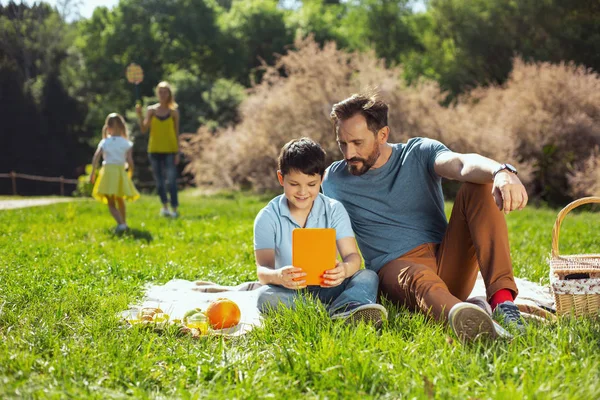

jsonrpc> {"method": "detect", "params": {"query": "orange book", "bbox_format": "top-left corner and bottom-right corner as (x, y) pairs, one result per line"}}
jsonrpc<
(292, 228), (337, 286)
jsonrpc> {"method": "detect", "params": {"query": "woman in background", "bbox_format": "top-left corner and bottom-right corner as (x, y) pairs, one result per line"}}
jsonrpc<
(136, 81), (181, 217)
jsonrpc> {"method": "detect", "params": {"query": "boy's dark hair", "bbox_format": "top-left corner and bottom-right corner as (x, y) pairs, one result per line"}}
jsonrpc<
(278, 138), (327, 177)
(330, 92), (389, 135)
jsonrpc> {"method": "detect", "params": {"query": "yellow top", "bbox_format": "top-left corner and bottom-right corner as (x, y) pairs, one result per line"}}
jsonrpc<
(148, 113), (178, 153)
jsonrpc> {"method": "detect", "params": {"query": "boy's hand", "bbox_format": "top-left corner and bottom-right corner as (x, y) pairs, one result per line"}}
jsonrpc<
(279, 266), (307, 290)
(321, 261), (347, 288)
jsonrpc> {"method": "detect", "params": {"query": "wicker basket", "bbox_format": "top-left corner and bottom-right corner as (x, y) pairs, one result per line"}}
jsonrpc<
(550, 197), (600, 317)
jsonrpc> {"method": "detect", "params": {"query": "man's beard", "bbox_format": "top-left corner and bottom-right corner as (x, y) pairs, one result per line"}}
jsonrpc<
(346, 145), (380, 176)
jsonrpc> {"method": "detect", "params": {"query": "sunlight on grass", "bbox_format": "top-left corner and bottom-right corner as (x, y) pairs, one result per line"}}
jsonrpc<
(0, 192), (599, 398)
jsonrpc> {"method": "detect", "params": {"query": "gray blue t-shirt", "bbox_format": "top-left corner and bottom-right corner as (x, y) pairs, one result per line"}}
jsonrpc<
(322, 137), (450, 272)
(254, 193), (355, 270)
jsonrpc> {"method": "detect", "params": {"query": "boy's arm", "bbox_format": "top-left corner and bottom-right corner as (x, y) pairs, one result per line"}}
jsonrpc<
(321, 237), (361, 287)
(255, 249), (307, 289)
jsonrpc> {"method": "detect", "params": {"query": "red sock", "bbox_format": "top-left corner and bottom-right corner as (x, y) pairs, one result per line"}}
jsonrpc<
(490, 289), (514, 311)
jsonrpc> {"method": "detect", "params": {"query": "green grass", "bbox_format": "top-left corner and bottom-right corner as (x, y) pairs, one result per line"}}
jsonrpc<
(1, 192), (599, 399)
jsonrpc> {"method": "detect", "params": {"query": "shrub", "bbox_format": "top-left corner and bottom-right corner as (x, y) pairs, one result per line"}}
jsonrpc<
(72, 164), (94, 197)
(182, 37), (600, 204)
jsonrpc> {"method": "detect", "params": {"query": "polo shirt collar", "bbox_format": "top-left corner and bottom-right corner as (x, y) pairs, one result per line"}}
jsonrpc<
(278, 193), (324, 227)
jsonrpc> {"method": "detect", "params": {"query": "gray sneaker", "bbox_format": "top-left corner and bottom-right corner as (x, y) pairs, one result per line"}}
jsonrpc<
(115, 224), (129, 233)
(493, 301), (526, 332)
(331, 303), (388, 328)
(448, 302), (497, 342)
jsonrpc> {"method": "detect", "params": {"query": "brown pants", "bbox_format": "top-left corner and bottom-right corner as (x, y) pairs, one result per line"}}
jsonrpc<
(378, 183), (518, 321)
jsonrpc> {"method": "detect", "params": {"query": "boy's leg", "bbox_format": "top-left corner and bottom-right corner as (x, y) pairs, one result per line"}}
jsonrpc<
(116, 197), (126, 223)
(323, 270), (387, 326)
(257, 285), (302, 314)
(165, 153), (179, 212)
(326, 269), (379, 312)
(148, 153), (169, 208)
(436, 183), (518, 302)
(106, 196), (124, 225)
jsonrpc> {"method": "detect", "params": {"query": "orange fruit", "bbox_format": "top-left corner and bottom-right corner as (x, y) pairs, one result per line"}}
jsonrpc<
(205, 298), (241, 329)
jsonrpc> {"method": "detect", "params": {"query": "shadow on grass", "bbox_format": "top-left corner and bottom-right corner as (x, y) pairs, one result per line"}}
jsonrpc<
(107, 228), (154, 243)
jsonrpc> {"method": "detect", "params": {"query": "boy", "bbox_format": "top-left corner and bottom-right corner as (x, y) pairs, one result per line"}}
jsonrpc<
(254, 138), (387, 325)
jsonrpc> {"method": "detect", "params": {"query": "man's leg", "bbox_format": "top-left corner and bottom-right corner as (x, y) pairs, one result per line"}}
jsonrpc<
(378, 244), (460, 321)
(436, 183), (523, 331)
(378, 246), (499, 341)
(436, 183), (518, 302)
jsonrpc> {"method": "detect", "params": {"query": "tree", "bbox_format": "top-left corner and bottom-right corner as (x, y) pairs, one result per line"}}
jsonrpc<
(219, 0), (293, 84)
(0, 2), (91, 194)
(405, 0), (600, 97)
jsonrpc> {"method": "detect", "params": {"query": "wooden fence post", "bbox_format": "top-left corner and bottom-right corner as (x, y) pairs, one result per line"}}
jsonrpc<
(60, 176), (65, 196)
(10, 171), (16, 195)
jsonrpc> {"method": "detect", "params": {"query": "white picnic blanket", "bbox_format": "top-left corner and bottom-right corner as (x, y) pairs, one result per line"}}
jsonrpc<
(123, 274), (555, 336)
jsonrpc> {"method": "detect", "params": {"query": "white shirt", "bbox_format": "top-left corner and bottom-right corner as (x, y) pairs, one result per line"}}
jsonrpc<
(99, 136), (133, 165)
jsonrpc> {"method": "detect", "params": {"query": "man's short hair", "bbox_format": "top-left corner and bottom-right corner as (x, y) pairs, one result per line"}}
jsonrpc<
(278, 138), (327, 177)
(330, 92), (389, 135)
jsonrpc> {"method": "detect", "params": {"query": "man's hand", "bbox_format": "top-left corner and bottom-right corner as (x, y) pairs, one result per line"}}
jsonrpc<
(278, 266), (307, 290)
(492, 171), (528, 213)
(321, 260), (347, 288)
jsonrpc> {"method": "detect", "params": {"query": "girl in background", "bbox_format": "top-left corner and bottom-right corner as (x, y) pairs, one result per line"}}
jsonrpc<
(90, 113), (140, 232)
(136, 81), (181, 217)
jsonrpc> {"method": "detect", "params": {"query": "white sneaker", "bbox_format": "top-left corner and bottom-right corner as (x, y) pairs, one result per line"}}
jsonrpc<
(170, 210), (179, 218)
(159, 209), (171, 217)
(448, 302), (497, 342)
(115, 224), (128, 233)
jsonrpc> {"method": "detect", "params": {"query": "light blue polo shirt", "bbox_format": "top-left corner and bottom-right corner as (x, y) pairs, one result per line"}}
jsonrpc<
(254, 193), (355, 269)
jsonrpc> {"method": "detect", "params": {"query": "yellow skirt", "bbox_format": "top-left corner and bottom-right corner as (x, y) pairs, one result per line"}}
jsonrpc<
(92, 164), (140, 203)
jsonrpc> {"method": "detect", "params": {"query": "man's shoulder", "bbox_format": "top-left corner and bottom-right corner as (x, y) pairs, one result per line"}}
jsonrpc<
(324, 160), (347, 181)
(404, 136), (447, 150)
(317, 193), (344, 211)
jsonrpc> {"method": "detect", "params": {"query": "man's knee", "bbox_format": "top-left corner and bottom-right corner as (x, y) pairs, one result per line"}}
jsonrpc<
(457, 182), (494, 203)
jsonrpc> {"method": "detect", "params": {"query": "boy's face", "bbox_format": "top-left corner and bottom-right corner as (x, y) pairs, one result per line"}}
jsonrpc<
(277, 169), (323, 212)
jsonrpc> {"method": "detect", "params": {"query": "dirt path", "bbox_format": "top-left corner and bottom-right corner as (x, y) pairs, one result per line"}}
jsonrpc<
(0, 198), (76, 210)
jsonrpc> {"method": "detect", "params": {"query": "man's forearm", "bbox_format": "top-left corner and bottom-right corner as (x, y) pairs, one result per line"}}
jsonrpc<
(456, 154), (501, 183)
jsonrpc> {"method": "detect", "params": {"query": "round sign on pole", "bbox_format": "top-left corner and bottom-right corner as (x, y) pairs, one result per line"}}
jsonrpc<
(126, 63), (144, 85)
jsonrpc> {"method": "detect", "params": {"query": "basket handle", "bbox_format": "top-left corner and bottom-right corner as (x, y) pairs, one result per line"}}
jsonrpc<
(551, 196), (600, 257)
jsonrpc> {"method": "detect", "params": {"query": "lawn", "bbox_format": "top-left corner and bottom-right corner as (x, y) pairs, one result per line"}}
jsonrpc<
(0, 191), (599, 399)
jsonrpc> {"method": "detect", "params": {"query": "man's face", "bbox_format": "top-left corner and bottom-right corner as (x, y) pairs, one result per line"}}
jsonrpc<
(277, 169), (323, 212)
(336, 114), (380, 176)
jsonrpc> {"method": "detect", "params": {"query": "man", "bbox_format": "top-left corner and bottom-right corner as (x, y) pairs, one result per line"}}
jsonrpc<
(322, 93), (527, 342)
